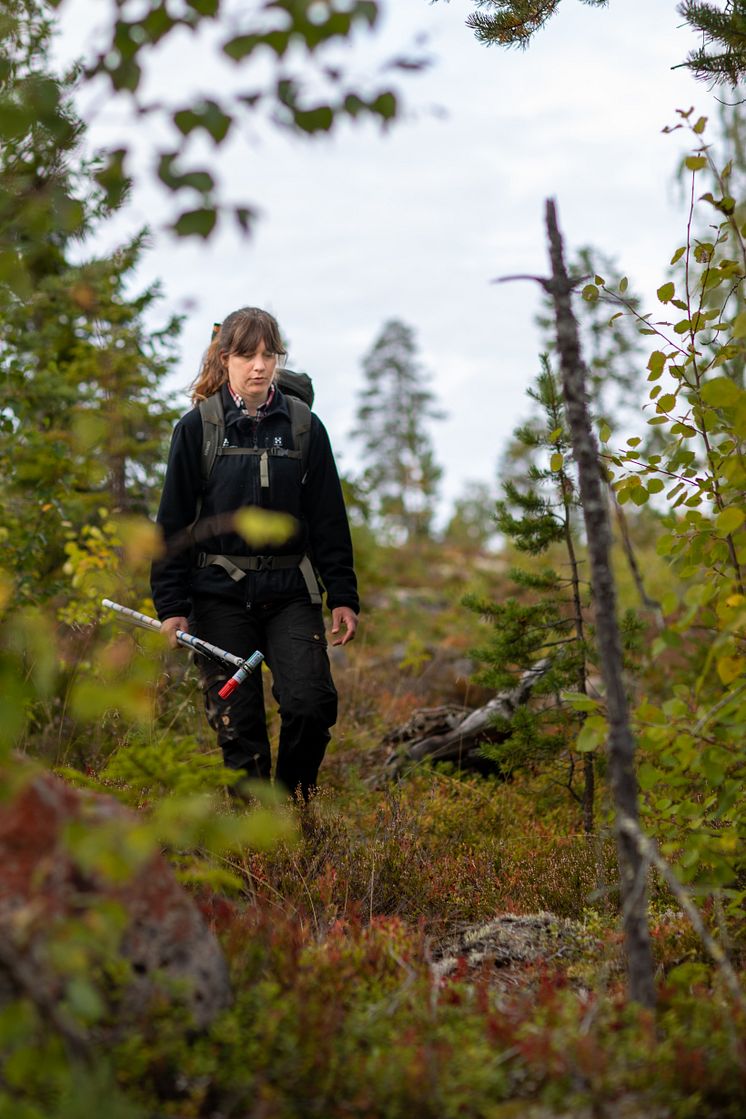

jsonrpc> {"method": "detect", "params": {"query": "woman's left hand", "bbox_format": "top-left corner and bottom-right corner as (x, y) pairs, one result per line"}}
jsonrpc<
(330, 606), (359, 646)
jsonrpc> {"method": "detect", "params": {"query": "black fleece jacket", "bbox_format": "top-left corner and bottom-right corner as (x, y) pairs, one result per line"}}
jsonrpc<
(150, 384), (359, 620)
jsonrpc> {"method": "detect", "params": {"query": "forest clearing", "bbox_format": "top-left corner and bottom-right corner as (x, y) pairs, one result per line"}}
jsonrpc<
(2, 1), (746, 1116)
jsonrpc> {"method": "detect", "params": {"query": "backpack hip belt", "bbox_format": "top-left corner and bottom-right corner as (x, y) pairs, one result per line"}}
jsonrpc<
(196, 551), (322, 604)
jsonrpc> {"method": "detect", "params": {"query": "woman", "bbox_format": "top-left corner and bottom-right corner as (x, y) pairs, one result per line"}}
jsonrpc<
(150, 306), (359, 799)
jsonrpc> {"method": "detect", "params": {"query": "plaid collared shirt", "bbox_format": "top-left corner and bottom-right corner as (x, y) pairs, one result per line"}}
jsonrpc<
(228, 382), (276, 417)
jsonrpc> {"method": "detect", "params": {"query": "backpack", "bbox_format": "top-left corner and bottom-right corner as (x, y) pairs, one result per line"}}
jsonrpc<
(192, 370), (322, 604)
(198, 369), (314, 485)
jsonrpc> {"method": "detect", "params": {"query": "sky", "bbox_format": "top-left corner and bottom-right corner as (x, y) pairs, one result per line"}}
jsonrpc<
(55, 0), (723, 524)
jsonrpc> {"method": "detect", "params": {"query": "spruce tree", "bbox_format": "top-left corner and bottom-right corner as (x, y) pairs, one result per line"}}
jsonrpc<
(466, 356), (597, 830)
(351, 319), (444, 543)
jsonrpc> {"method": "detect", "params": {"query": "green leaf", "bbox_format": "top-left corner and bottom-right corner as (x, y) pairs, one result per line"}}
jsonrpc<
(693, 115), (707, 134)
(647, 478), (665, 494)
(187, 0), (220, 13)
(701, 377), (742, 407)
(647, 350), (666, 378)
(657, 281), (675, 303)
(65, 977), (105, 1024)
(657, 393), (676, 412)
(619, 276), (628, 293)
(370, 91), (397, 121)
(172, 208), (218, 238)
(732, 311), (746, 339)
(94, 147), (129, 209)
(716, 507), (745, 535)
(562, 691), (600, 713)
(598, 422), (611, 443)
(222, 34), (262, 61)
(201, 100), (232, 142)
(549, 452), (564, 472)
(294, 105), (334, 133)
(575, 717), (606, 753)
(685, 155), (707, 171)
(234, 206), (254, 233)
(637, 762), (663, 791)
(582, 284), (599, 303)
(670, 246), (686, 265)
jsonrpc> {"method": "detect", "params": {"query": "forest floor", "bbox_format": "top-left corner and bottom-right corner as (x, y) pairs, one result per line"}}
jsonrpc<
(131, 543), (742, 1119)
(17, 542), (746, 1118)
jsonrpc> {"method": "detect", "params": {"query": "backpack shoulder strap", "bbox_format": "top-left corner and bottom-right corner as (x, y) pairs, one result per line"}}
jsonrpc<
(198, 393), (225, 483)
(286, 395), (312, 483)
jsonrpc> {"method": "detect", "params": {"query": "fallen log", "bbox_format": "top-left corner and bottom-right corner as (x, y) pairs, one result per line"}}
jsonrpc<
(382, 660), (549, 779)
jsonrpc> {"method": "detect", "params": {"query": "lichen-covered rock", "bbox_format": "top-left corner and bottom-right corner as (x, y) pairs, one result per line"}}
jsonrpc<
(432, 913), (591, 986)
(0, 769), (231, 1029)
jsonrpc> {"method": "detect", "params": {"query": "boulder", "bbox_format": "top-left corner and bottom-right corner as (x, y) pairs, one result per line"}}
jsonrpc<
(0, 768), (231, 1031)
(432, 913), (591, 988)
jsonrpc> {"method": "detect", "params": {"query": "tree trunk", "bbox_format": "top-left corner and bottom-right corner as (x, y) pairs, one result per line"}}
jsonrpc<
(544, 198), (656, 1009)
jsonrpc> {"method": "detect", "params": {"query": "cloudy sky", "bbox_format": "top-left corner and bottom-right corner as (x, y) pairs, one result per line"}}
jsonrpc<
(56, 0), (721, 522)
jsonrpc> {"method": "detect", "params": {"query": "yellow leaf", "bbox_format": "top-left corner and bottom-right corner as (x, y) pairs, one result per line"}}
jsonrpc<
(717, 655), (745, 685)
(716, 507), (745, 536)
(0, 569), (12, 613)
(234, 507), (297, 547)
(549, 452), (564, 472)
(115, 516), (164, 567)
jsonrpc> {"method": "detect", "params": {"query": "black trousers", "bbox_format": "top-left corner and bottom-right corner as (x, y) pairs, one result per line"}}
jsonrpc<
(191, 595), (338, 798)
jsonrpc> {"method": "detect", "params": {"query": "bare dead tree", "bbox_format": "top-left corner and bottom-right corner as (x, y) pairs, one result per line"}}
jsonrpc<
(544, 198), (656, 1010)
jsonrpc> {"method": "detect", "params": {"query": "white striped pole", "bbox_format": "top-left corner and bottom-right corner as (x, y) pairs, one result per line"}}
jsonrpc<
(101, 599), (264, 697)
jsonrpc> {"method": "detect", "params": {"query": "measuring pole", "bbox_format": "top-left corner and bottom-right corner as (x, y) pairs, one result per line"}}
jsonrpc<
(101, 599), (263, 699)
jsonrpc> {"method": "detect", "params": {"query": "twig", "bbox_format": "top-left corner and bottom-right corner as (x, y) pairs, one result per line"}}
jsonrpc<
(617, 814), (746, 1015)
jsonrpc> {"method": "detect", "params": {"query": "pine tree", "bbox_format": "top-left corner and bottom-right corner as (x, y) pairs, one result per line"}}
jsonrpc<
(351, 319), (444, 543)
(0, 2), (180, 603)
(465, 356), (637, 832)
(680, 1), (746, 83)
(432, 0), (746, 84)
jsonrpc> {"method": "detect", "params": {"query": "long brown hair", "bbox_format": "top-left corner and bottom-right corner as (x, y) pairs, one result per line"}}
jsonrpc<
(190, 307), (287, 403)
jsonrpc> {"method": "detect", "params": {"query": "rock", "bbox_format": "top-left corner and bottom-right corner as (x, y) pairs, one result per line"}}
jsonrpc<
(0, 769), (231, 1030)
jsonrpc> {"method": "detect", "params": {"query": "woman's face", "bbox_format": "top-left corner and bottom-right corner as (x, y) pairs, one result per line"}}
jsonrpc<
(223, 343), (277, 409)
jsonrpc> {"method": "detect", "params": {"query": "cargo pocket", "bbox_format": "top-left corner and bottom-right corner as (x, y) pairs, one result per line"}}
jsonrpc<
(288, 627), (329, 667)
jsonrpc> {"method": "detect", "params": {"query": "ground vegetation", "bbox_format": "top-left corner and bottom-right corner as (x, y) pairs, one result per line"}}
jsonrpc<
(1, 2), (746, 1116)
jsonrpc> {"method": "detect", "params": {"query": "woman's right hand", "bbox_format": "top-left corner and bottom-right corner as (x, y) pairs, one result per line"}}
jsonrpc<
(161, 616), (189, 648)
